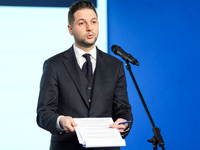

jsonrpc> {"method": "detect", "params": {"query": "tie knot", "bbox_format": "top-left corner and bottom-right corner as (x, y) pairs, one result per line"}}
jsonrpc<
(83, 53), (91, 61)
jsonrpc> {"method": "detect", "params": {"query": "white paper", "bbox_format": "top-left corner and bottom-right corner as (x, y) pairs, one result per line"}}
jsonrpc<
(74, 117), (126, 148)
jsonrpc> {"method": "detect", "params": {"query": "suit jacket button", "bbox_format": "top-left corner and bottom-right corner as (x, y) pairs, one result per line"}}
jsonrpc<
(88, 87), (92, 90)
(88, 99), (91, 102)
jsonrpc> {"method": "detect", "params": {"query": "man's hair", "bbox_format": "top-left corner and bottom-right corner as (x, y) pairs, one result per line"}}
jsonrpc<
(68, 1), (97, 26)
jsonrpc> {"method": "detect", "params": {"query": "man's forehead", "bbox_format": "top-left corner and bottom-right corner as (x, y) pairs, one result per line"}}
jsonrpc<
(74, 9), (97, 20)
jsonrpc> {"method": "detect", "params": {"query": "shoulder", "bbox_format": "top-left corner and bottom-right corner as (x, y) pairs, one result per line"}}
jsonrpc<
(45, 46), (74, 64)
(97, 48), (123, 65)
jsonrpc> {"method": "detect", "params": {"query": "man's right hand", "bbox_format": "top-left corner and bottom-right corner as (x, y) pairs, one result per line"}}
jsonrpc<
(59, 116), (78, 133)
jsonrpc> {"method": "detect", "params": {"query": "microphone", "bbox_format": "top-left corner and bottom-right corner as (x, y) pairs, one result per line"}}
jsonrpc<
(111, 45), (139, 66)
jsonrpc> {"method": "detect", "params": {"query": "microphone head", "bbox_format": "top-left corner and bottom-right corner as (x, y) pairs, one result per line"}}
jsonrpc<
(111, 44), (140, 66)
(111, 45), (120, 55)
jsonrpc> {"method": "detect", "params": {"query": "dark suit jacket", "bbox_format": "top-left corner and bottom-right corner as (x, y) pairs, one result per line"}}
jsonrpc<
(36, 46), (133, 150)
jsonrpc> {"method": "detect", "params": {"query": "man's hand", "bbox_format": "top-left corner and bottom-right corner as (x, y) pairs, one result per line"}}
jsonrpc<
(59, 116), (77, 133)
(109, 118), (129, 133)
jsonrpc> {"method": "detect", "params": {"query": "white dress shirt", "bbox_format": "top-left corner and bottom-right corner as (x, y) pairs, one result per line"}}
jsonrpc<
(73, 44), (97, 73)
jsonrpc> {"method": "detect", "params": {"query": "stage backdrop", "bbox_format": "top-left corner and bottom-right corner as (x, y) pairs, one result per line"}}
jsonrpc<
(0, 0), (107, 149)
(108, 0), (200, 150)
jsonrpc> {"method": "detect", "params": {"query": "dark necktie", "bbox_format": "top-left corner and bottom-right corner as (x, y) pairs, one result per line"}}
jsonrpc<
(82, 54), (93, 81)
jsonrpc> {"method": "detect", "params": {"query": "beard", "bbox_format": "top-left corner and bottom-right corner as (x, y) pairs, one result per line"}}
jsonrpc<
(74, 33), (98, 48)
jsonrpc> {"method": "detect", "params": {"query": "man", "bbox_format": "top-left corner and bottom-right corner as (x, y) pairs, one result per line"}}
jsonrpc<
(36, 1), (133, 150)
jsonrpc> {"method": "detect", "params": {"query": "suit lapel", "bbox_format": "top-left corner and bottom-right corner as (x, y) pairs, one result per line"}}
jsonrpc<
(62, 47), (89, 107)
(91, 49), (107, 106)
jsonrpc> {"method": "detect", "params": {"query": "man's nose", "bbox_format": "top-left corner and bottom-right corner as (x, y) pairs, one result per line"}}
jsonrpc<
(86, 23), (93, 31)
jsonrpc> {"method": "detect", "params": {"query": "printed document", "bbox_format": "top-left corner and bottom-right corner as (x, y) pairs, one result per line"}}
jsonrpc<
(74, 117), (126, 148)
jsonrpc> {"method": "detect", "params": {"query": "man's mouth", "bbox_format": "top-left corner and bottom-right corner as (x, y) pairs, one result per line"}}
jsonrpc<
(86, 33), (94, 39)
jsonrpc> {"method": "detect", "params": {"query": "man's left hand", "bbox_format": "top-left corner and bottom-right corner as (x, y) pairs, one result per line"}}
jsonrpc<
(110, 118), (129, 133)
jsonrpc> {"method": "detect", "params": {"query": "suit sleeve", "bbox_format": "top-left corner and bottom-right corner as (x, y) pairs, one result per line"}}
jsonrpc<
(36, 59), (60, 136)
(112, 61), (133, 138)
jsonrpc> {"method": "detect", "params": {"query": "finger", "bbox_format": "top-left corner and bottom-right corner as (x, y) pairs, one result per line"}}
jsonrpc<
(110, 123), (127, 133)
(60, 116), (76, 133)
(109, 122), (118, 128)
(67, 125), (75, 132)
(66, 117), (77, 132)
(71, 119), (78, 127)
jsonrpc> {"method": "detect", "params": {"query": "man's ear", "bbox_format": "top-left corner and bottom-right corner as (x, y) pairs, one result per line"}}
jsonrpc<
(68, 24), (73, 35)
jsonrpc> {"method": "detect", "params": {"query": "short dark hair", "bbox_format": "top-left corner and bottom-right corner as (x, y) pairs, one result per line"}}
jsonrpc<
(68, 1), (97, 26)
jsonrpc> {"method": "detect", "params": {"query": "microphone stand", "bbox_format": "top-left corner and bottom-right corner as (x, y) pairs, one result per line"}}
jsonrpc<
(125, 61), (165, 150)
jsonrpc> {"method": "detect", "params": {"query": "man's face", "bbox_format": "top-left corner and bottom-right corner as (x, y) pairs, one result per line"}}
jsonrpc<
(68, 9), (99, 50)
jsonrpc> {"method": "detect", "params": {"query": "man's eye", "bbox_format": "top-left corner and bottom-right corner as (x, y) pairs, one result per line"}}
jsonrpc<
(92, 21), (96, 24)
(79, 22), (84, 25)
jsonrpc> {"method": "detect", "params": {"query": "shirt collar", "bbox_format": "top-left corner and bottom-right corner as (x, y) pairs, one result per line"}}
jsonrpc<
(73, 44), (97, 60)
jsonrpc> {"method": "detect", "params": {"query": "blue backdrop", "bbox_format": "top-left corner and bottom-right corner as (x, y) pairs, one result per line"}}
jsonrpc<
(108, 0), (200, 149)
